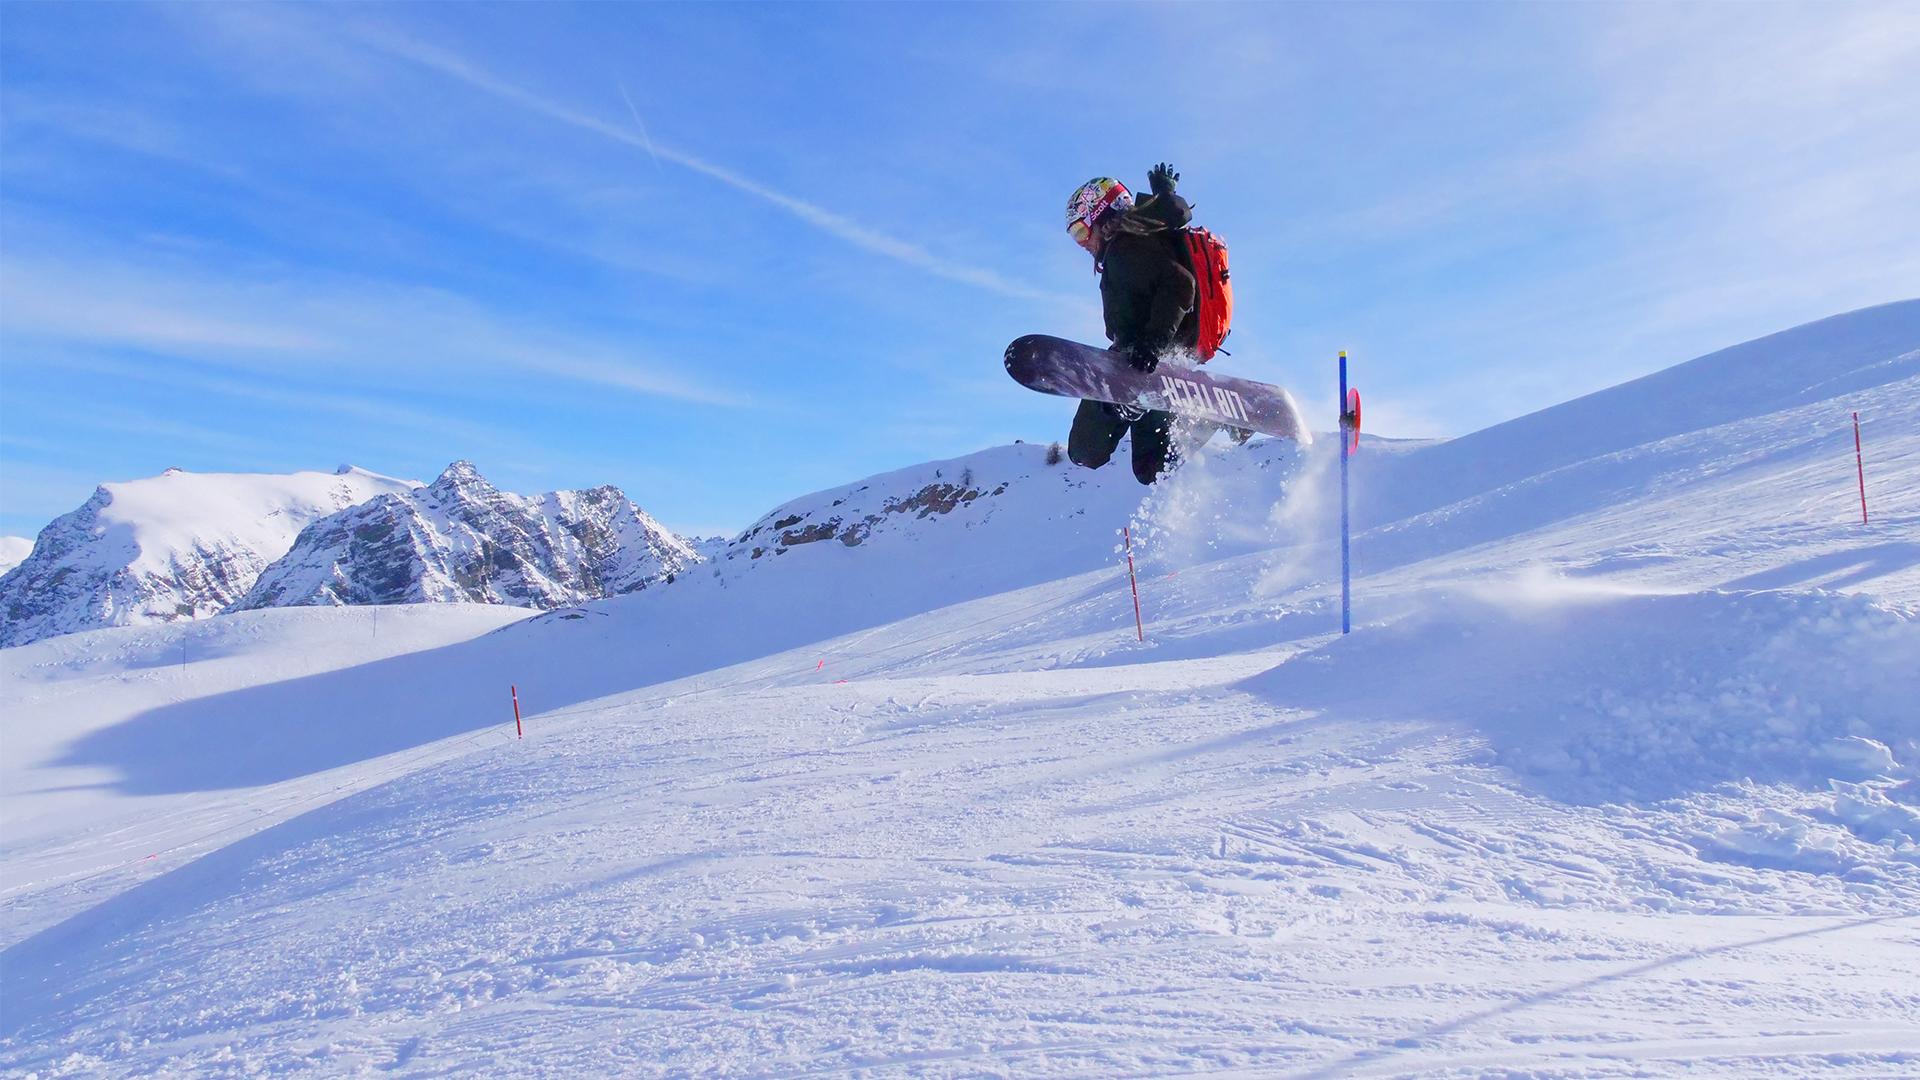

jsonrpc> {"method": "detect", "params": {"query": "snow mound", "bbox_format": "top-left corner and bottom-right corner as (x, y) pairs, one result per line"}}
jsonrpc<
(1246, 582), (1920, 804)
(1691, 780), (1920, 877)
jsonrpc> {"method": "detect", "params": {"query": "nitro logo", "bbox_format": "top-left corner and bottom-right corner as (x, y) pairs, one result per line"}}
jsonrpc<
(1159, 374), (1250, 423)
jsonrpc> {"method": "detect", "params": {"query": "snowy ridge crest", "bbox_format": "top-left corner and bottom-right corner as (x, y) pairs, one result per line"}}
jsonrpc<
(728, 463), (1011, 560)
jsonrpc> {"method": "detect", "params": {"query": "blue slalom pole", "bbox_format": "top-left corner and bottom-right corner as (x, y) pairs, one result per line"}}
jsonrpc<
(1339, 351), (1351, 635)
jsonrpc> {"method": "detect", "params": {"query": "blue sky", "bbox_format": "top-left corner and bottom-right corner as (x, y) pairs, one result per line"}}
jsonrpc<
(3, 2), (1916, 538)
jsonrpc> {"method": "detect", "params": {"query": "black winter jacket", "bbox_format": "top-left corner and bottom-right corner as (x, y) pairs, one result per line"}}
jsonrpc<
(1099, 192), (1196, 354)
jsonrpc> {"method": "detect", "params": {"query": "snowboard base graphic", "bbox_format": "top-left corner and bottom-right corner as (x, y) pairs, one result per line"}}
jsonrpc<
(1005, 335), (1310, 444)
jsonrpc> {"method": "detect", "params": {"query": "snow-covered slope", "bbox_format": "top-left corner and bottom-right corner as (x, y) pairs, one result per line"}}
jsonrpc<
(0, 536), (31, 576)
(3, 303), (1918, 1076)
(0, 466), (415, 648)
(0, 603), (536, 945)
(1353, 299), (1920, 593)
(234, 461), (700, 611)
(700, 438), (1278, 632)
(1371, 298), (1920, 522)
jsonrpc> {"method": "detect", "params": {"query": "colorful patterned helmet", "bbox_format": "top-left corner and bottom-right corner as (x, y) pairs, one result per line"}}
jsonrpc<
(1066, 177), (1133, 243)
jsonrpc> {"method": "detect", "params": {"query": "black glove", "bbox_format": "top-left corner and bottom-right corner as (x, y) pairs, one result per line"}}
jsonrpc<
(1121, 340), (1160, 374)
(1148, 162), (1179, 197)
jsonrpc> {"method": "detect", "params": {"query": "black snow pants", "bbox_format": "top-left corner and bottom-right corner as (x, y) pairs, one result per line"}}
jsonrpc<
(1067, 399), (1175, 485)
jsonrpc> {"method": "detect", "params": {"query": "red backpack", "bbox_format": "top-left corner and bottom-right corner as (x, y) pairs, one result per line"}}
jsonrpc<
(1182, 227), (1233, 362)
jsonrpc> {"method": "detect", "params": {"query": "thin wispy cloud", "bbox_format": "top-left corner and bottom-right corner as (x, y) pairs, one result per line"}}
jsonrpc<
(44, 352), (510, 452)
(1300, 3), (1919, 252)
(347, 24), (1073, 306)
(0, 94), (250, 182)
(28, 401), (272, 456)
(0, 264), (326, 353)
(0, 252), (748, 408)
(1257, 0), (1920, 432)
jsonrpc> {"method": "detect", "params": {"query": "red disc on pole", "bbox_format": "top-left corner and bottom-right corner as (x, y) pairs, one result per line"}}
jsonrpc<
(1345, 388), (1362, 455)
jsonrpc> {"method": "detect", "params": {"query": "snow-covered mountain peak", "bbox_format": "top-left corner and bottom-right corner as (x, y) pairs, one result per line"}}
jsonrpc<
(428, 459), (491, 492)
(0, 466), (418, 647)
(234, 462), (700, 612)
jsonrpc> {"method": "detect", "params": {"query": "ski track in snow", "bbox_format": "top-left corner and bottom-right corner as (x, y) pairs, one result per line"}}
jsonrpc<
(3, 303), (1920, 1076)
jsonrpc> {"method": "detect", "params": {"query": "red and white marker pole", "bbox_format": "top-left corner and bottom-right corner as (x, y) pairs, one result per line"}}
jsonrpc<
(511, 684), (523, 739)
(1123, 525), (1144, 642)
(1339, 353), (1360, 635)
(1853, 411), (1869, 525)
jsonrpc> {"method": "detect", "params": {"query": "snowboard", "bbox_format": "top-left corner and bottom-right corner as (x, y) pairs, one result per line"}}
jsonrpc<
(1004, 334), (1311, 444)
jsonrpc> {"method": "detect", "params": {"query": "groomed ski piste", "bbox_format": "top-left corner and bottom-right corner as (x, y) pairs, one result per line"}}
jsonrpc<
(4, 302), (1918, 1077)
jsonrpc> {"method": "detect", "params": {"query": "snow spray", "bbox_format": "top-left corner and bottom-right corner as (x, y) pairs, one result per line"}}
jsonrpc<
(1250, 436), (1334, 599)
(1129, 431), (1235, 563)
(1853, 411), (1869, 525)
(1120, 401), (1341, 612)
(1128, 418), (1289, 572)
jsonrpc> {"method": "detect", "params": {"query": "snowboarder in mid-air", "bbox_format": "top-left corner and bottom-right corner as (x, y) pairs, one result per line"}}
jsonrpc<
(1063, 163), (1198, 484)
(1008, 169), (1304, 455)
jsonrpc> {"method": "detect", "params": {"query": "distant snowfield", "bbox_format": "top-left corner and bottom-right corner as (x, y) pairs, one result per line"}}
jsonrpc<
(4, 303), (1919, 1076)
(0, 536), (30, 576)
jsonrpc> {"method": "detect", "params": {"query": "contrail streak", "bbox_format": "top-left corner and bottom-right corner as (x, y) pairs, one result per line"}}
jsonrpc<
(354, 26), (1070, 304)
(616, 79), (662, 173)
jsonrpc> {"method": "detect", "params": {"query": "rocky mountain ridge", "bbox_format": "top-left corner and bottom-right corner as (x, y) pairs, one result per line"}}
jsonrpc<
(3, 463), (702, 647)
(233, 461), (700, 612)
